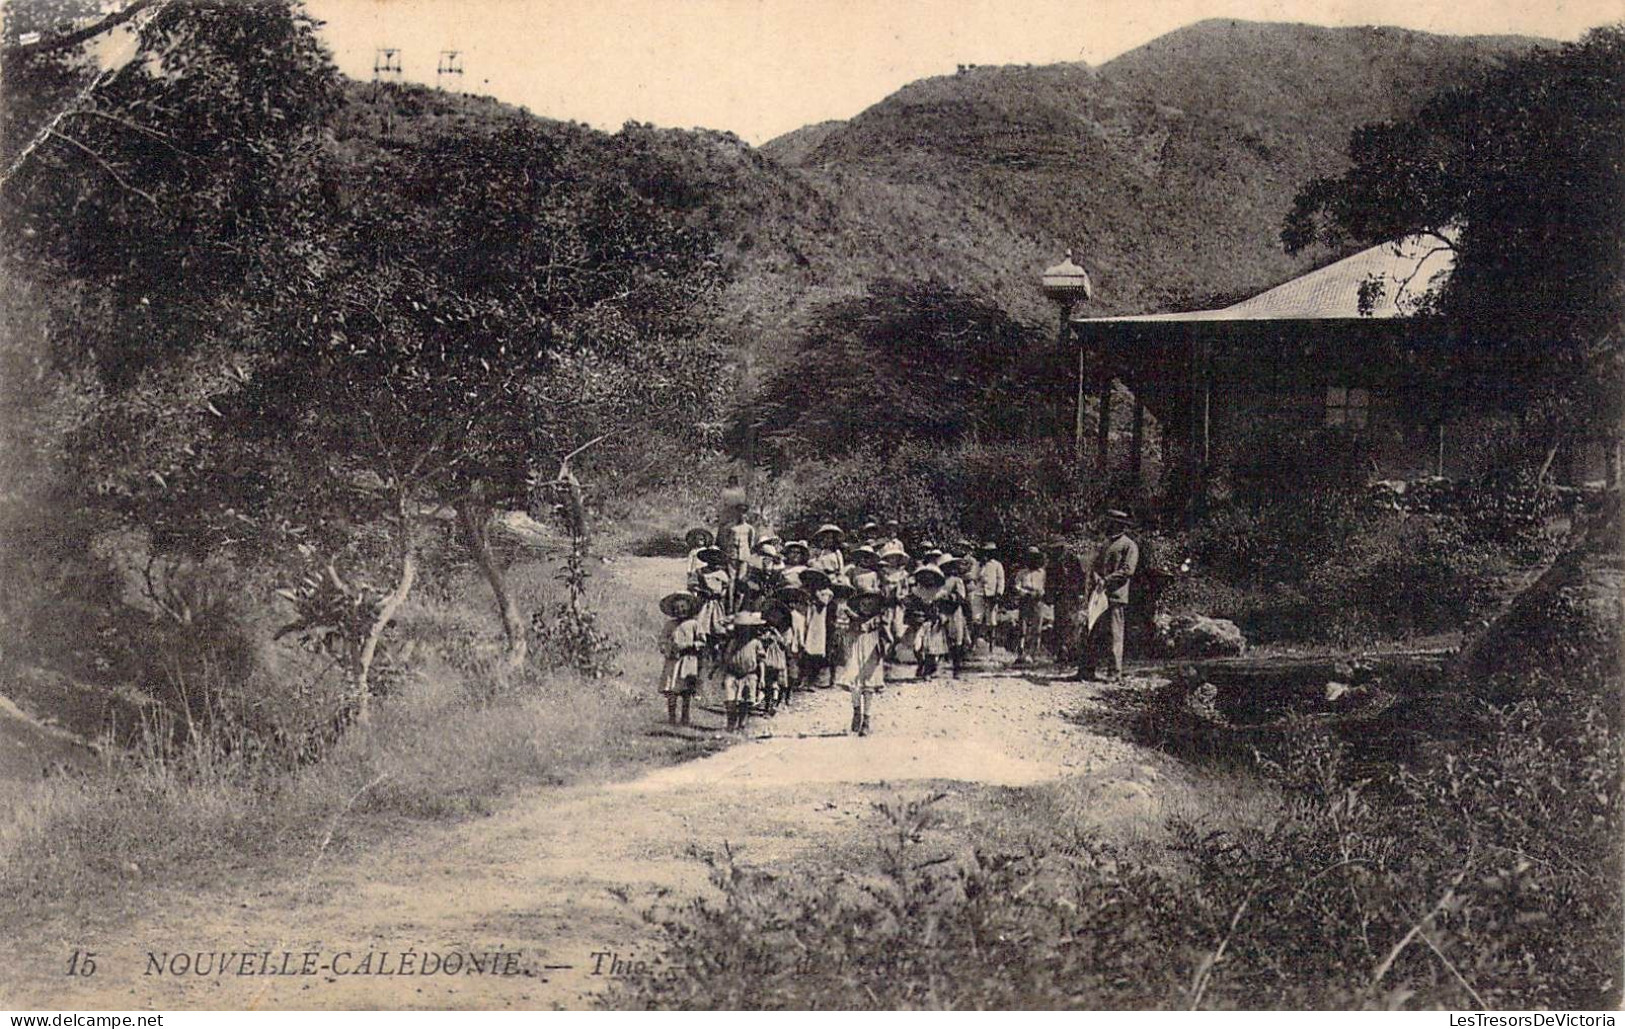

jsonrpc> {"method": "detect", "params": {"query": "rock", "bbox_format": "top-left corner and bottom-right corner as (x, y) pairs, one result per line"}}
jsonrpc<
(1157, 614), (1247, 657)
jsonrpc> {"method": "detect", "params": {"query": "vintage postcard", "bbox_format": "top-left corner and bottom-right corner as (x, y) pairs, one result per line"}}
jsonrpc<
(0, 0), (1620, 1016)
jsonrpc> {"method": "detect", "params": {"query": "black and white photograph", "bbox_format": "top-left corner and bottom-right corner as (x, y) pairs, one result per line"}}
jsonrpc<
(0, 0), (1621, 1014)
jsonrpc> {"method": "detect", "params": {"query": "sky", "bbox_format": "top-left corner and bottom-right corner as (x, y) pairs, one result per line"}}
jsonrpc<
(303, 0), (1624, 144)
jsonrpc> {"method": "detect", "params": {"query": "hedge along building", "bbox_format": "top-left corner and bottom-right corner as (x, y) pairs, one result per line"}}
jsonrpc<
(1065, 231), (1610, 518)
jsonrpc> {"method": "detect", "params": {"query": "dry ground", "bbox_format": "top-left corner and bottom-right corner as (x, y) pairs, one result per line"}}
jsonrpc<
(0, 560), (1178, 1010)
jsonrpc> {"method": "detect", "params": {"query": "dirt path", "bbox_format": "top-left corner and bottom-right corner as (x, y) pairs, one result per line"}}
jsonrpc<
(2, 555), (1172, 1010)
(2, 662), (1169, 1010)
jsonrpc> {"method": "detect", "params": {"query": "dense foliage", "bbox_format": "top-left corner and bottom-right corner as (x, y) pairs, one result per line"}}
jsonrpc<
(1283, 26), (1624, 463)
(612, 607), (1621, 1009)
(0, 1), (729, 739)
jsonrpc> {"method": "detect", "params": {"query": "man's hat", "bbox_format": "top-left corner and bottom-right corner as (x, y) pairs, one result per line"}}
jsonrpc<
(732, 611), (764, 630)
(659, 592), (700, 619)
(979, 541), (999, 552)
(776, 585), (810, 607)
(852, 545), (881, 567)
(883, 518), (901, 529)
(861, 521), (882, 536)
(828, 575), (856, 599)
(757, 541), (783, 557)
(913, 564), (946, 588)
(799, 568), (832, 592)
(783, 539), (810, 559)
(879, 541), (909, 566)
(814, 523), (846, 542)
(1103, 508), (1132, 524)
(684, 527), (714, 551)
(849, 591), (887, 619)
(943, 555), (973, 575)
(920, 548), (944, 565)
(695, 545), (726, 565)
(756, 533), (783, 551)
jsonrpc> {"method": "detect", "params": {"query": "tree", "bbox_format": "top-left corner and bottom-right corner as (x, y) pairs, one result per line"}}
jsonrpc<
(739, 279), (1051, 467)
(1283, 27), (1624, 478)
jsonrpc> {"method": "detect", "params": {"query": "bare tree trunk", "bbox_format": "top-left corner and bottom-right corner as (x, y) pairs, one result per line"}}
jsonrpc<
(355, 501), (417, 724)
(459, 495), (527, 670)
(1535, 436), (1562, 486)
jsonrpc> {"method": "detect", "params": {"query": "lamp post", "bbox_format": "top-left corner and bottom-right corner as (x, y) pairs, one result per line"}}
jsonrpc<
(1041, 249), (1093, 462)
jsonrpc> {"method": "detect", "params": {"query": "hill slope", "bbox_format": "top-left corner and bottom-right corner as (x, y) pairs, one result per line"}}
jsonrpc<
(334, 21), (1547, 360)
(762, 19), (1544, 323)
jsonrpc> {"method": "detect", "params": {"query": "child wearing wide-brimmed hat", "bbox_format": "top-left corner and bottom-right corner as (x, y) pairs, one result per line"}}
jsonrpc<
(848, 545), (882, 593)
(877, 541), (912, 667)
(759, 601), (793, 715)
(940, 555), (974, 677)
(907, 563), (949, 681)
(721, 612), (767, 733)
(810, 524), (847, 576)
(658, 593), (703, 726)
(796, 568), (835, 690)
(837, 591), (889, 735)
(684, 527), (715, 590)
(692, 545), (732, 647)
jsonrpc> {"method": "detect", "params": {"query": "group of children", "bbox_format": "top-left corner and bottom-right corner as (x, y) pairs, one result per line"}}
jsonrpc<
(658, 515), (1034, 737)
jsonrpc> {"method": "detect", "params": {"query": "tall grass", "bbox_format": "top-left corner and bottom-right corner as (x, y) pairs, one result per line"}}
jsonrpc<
(0, 550), (688, 926)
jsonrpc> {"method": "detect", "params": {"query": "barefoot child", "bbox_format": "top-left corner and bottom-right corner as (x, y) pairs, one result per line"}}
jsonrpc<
(759, 601), (793, 715)
(658, 593), (702, 726)
(838, 590), (890, 735)
(721, 612), (767, 733)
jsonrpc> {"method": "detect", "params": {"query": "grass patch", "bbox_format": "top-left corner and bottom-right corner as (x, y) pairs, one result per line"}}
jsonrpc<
(0, 547), (714, 932)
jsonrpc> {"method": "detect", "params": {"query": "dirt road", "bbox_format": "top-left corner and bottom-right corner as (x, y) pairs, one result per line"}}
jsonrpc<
(1, 559), (1172, 1010)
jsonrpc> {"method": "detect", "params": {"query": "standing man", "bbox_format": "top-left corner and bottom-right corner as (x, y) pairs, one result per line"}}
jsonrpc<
(970, 542), (1004, 653)
(1079, 510), (1139, 682)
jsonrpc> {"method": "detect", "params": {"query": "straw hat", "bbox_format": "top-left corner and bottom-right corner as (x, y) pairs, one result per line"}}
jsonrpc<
(813, 523), (846, 542)
(756, 532), (783, 550)
(732, 611), (764, 630)
(849, 591), (886, 619)
(852, 545), (881, 567)
(979, 541), (999, 553)
(1103, 508), (1133, 526)
(659, 592), (700, 619)
(776, 585), (810, 607)
(684, 527), (715, 551)
(878, 541), (909, 566)
(799, 568), (832, 592)
(695, 545), (726, 565)
(913, 564), (946, 588)
(829, 576), (856, 599)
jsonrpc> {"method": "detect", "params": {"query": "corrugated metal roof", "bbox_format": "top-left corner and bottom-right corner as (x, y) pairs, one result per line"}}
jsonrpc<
(1076, 231), (1457, 323)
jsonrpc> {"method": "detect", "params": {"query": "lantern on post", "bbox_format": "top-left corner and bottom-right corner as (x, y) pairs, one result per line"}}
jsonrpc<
(1042, 250), (1094, 461)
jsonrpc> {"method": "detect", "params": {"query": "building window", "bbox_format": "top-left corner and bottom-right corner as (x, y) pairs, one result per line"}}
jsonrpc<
(1326, 386), (1371, 428)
